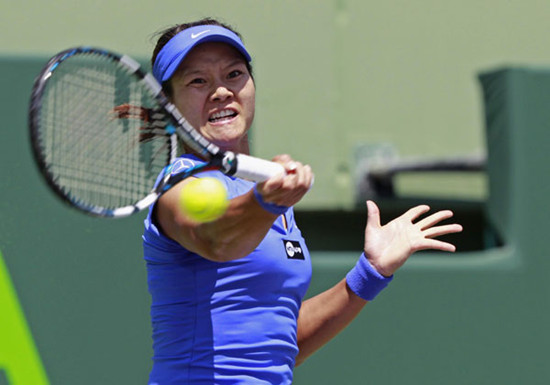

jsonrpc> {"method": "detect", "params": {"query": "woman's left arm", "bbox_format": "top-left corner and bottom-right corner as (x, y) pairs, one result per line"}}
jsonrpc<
(295, 200), (463, 365)
(295, 277), (366, 366)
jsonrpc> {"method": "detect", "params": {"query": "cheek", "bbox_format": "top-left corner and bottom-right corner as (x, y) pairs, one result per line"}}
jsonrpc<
(247, 98), (256, 123)
(175, 94), (204, 126)
(243, 84), (256, 121)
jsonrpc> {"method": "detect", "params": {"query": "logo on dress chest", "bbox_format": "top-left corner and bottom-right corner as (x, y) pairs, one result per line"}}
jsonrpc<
(283, 240), (305, 260)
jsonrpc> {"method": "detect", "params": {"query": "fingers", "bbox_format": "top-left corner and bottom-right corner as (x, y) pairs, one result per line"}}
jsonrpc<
(405, 221), (462, 254)
(285, 161), (299, 174)
(423, 223), (463, 239)
(256, 155), (313, 207)
(403, 205), (431, 222)
(268, 163), (312, 205)
(388, 204), (463, 251)
(416, 239), (457, 253)
(271, 154), (293, 164)
(259, 173), (284, 194)
(412, 208), (462, 253)
(363, 203), (463, 277)
(404, 206), (462, 233)
(416, 209), (454, 230)
(409, 207), (462, 239)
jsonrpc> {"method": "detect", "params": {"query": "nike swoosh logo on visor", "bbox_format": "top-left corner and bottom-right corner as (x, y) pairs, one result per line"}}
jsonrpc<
(191, 30), (210, 39)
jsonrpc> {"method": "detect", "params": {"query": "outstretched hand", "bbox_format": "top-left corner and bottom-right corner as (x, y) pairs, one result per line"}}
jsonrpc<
(364, 200), (463, 277)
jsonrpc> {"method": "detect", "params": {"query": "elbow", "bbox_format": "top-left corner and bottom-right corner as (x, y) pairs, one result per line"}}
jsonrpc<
(200, 248), (246, 263)
(197, 239), (250, 262)
(194, 227), (264, 262)
(294, 354), (306, 367)
(170, 219), (262, 262)
(173, 225), (246, 262)
(294, 339), (311, 368)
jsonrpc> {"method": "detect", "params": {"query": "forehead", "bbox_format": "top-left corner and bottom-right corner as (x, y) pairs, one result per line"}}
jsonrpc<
(179, 42), (247, 70)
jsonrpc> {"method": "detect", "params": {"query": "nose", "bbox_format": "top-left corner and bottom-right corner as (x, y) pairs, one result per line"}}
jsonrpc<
(210, 84), (233, 102)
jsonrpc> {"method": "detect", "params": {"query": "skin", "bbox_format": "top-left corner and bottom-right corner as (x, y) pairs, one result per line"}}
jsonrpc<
(169, 42), (255, 154)
(156, 42), (312, 261)
(155, 41), (463, 365)
(295, 200), (462, 364)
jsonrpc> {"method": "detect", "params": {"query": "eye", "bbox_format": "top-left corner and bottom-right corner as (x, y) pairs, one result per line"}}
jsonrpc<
(188, 77), (206, 85)
(228, 70), (243, 79)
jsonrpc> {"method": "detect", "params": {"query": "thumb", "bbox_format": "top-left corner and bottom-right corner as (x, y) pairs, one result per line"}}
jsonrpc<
(259, 172), (284, 195)
(366, 200), (381, 229)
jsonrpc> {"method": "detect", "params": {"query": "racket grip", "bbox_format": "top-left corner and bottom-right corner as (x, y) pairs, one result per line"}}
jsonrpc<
(233, 153), (285, 182)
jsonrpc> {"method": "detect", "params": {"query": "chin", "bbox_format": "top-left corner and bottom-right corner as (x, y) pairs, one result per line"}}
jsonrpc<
(216, 137), (249, 153)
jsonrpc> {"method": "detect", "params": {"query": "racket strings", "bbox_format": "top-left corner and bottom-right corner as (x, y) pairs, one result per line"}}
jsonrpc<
(110, 104), (168, 144)
(36, 53), (172, 211)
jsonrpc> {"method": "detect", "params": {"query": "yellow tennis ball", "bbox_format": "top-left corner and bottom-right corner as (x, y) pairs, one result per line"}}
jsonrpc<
(179, 177), (229, 223)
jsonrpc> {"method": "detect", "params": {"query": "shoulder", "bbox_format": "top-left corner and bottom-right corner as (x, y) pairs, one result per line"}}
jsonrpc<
(170, 154), (206, 176)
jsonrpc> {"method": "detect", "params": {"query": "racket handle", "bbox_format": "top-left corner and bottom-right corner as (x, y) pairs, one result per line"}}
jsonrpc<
(233, 153), (285, 182)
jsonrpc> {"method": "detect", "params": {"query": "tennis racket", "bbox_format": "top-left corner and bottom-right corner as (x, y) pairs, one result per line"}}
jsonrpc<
(29, 46), (284, 218)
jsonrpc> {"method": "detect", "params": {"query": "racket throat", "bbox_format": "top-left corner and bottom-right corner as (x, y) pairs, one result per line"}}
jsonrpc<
(218, 152), (238, 176)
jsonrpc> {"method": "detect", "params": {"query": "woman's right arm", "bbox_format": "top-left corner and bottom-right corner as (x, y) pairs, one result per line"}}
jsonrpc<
(156, 155), (313, 262)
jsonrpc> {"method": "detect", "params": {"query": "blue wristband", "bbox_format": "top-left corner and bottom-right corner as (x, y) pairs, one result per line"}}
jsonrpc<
(346, 253), (394, 301)
(253, 185), (289, 215)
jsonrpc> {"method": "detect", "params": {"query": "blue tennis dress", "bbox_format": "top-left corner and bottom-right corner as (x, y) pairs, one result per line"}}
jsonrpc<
(143, 155), (312, 384)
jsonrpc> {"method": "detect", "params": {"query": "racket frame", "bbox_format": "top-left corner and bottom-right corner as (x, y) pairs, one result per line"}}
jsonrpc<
(29, 47), (283, 218)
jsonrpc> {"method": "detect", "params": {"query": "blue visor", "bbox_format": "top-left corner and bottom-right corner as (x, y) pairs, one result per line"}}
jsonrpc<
(153, 25), (252, 83)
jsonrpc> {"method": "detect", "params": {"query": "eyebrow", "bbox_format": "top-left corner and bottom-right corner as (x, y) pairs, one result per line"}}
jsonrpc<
(179, 58), (247, 78)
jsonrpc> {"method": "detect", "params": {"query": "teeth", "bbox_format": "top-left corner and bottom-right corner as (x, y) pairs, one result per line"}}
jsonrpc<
(210, 109), (235, 121)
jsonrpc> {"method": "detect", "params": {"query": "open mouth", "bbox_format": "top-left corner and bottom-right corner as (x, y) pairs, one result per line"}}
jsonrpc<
(208, 109), (237, 123)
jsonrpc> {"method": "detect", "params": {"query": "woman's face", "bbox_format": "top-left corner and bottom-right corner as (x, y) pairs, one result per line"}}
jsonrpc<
(169, 42), (255, 153)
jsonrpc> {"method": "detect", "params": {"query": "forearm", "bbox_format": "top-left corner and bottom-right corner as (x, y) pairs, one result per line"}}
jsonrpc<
(295, 279), (366, 366)
(158, 186), (279, 261)
(192, 190), (280, 260)
(158, 155), (313, 262)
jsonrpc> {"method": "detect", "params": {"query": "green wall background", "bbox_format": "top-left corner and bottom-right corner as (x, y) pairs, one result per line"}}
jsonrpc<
(1, 1), (550, 384)
(4, 0), (550, 207)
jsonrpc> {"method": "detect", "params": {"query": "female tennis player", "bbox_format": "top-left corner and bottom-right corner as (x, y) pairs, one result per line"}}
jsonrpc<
(143, 18), (462, 384)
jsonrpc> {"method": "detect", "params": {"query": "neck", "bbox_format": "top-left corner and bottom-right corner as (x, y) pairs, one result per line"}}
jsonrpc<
(182, 135), (251, 160)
